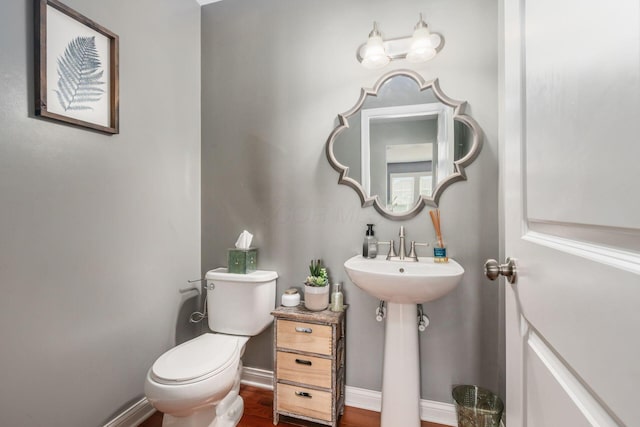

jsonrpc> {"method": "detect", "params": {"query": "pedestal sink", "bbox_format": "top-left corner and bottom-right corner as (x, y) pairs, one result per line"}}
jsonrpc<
(344, 254), (464, 427)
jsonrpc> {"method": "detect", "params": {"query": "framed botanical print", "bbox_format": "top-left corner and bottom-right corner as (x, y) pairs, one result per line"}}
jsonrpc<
(35, 0), (119, 134)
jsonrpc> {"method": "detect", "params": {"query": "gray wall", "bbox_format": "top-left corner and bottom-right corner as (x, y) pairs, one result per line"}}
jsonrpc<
(202, 0), (500, 404)
(0, 1), (201, 426)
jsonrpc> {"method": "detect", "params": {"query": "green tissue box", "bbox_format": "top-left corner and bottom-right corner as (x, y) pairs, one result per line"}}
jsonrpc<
(228, 248), (258, 274)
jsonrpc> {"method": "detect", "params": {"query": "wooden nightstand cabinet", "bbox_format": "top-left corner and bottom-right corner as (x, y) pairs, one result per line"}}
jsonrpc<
(272, 304), (347, 427)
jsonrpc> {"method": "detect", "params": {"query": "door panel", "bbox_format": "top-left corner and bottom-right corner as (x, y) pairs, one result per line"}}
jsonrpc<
(525, 329), (619, 427)
(526, 337), (592, 427)
(502, 0), (640, 425)
(524, 0), (640, 230)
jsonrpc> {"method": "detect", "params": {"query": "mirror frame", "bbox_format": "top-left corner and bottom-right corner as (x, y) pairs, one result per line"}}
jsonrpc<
(325, 69), (483, 220)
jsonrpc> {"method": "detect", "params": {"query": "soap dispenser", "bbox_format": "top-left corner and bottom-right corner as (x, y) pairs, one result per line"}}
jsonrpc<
(362, 224), (378, 258)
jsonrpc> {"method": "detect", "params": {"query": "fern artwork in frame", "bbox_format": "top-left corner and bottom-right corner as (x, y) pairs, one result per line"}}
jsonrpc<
(35, 0), (119, 134)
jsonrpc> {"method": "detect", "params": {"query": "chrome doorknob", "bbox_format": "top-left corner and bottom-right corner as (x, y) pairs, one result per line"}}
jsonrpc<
(484, 258), (517, 284)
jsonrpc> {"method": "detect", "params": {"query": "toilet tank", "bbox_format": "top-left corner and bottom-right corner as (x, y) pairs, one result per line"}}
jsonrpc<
(205, 268), (278, 336)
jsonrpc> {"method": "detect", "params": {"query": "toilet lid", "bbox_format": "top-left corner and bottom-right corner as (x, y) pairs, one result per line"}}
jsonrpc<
(151, 334), (240, 383)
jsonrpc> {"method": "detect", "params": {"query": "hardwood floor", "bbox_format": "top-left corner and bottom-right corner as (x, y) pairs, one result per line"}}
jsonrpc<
(139, 385), (448, 427)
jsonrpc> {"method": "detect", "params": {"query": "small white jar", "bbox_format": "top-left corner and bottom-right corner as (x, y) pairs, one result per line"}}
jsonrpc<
(281, 288), (300, 307)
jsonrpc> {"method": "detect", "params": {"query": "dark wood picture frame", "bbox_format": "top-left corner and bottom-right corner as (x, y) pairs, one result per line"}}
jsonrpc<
(35, 0), (119, 134)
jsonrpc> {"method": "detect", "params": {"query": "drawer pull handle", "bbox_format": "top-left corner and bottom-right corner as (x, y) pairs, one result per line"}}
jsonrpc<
(295, 358), (312, 366)
(295, 327), (312, 333)
(295, 391), (312, 398)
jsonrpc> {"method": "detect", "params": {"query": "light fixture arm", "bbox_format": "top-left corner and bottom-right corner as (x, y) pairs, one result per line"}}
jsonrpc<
(415, 13), (428, 30)
(369, 21), (383, 38)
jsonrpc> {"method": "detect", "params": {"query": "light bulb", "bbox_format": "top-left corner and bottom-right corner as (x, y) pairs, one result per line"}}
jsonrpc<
(361, 23), (390, 69)
(407, 14), (437, 63)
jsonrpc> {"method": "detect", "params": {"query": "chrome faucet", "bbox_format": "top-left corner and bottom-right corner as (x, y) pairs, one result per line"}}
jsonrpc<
(382, 226), (429, 262)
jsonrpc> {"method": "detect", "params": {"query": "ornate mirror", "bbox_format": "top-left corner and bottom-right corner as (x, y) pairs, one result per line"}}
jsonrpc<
(326, 70), (483, 220)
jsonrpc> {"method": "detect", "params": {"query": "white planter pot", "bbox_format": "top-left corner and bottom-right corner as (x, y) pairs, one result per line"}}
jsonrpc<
(304, 284), (329, 311)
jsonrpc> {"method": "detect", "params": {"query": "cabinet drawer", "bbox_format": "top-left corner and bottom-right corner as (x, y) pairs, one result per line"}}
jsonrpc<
(276, 351), (332, 389)
(276, 320), (332, 355)
(276, 383), (332, 422)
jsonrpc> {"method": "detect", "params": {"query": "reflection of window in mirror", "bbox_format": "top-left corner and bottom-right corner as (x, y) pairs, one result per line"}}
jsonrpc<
(419, 176), (432, 196)
(385, 143), (433, 211)
(389, 172), (433, 212)
(389, 175), (414, 212)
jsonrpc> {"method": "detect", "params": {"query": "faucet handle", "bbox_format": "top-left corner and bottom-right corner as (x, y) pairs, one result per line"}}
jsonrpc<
(378, 240), (397, 260)
(408, 241), (430, 260)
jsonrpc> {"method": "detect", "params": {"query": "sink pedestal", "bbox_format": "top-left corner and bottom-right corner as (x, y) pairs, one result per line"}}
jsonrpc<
(381, 302), (421, 427)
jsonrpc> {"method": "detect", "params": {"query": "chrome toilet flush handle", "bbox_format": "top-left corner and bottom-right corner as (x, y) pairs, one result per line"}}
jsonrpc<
(185, 277), (214, 291)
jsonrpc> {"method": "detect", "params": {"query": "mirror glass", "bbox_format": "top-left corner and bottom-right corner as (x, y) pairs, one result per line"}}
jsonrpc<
(327, 70), (482, 220)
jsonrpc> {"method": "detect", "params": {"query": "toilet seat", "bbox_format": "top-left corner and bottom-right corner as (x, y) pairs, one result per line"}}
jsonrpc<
(151, 334), (241, 385)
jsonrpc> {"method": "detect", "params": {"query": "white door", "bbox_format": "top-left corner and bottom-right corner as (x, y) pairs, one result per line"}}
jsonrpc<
(501, 0), (640, 425)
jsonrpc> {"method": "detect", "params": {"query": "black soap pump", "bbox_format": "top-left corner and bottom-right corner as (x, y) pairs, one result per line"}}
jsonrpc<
(362, 224), (378, 259)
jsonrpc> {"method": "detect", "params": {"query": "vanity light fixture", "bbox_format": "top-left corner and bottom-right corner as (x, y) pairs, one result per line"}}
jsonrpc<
(357, 14), (442, 69)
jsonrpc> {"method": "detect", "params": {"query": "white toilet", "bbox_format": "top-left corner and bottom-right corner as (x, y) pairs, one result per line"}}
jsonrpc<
(145, 268), (277, 427)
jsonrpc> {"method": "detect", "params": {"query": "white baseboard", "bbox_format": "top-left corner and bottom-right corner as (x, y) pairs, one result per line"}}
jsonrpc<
(103, 396), (155, 427)
(417, 397), (457, 426)
(344, 385), (381, 412)
(105, 366), (462, 427)
(344, 385), (457, 426)
(240, 366), (274, 389)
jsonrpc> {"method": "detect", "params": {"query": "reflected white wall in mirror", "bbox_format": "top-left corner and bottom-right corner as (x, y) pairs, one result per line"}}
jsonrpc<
(326, 70), (483, 220)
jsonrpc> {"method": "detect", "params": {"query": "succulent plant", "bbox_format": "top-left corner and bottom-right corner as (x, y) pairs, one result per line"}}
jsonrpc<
(305, 259), (328, 287)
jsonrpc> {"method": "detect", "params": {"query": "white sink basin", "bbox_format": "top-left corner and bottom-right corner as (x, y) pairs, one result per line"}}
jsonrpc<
(344, 255), (464, 304)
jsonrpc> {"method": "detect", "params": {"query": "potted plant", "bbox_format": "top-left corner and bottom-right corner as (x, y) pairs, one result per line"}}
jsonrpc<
(304, 259), (330, 311)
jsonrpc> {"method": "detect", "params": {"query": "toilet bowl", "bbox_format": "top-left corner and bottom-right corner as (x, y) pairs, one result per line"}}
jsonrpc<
(145, 333), (248, 425)
(144, 268), (277, 427)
